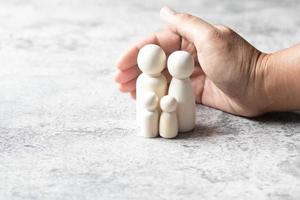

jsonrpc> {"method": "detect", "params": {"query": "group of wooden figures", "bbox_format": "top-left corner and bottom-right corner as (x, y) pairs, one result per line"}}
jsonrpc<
(136, 44), (196, 139)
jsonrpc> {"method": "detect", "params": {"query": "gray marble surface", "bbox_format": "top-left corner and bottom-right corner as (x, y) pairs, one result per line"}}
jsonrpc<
(0, 0), (300, 199)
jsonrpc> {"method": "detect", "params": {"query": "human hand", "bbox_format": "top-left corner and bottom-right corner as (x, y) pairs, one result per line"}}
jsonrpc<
(115, 7), (270, 117)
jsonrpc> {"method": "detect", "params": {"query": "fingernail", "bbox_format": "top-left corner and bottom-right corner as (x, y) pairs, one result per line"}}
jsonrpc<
(160, 6), (176, 17)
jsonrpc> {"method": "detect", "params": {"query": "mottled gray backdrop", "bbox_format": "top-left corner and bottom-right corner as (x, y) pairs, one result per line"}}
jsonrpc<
(0, 0), (299, 199)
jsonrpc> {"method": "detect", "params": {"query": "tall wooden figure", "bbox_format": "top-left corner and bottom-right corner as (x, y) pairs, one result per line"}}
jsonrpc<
(167, 51), (196, 132)
(136, 44), (168, 127)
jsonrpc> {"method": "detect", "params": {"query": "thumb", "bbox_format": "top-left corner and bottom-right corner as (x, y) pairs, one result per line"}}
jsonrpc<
(160, 7), (215, 44)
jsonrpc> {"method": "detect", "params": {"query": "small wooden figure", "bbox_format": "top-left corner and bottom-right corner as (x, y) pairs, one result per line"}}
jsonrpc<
(159, 95), (178, 139)
(140, 92), (159, 138)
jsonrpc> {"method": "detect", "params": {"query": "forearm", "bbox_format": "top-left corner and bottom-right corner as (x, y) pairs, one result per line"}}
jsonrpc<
(263, 44), (300, 112)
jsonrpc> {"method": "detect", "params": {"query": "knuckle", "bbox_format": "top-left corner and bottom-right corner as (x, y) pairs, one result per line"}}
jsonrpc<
(202, 29), (220, 42)
(177, 13), (194, 21)
(200, 28), (232, 52)
(215, 24), (234, 35)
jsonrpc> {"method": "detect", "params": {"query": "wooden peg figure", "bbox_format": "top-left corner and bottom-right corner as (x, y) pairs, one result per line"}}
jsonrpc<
(159, 95), (178, 139)
(140, 92), (159, 138)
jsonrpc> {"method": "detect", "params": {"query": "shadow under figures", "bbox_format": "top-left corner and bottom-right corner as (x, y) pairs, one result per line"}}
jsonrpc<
(176, 124), (218, 140)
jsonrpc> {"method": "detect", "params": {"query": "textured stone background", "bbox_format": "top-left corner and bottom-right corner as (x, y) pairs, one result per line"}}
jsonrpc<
(0, 0), (300, 199)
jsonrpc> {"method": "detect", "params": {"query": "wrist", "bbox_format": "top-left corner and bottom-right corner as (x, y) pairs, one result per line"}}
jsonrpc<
(257, 52), (282, 113)
(251, 52), (273, 114)
(259, 50), (300, 112)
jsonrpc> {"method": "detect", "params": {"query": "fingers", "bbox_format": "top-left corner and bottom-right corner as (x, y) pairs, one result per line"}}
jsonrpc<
(130, 90), (136, 99)
(118, 79), (137, 93)
(114, 65), (139, 100)
(116, 46), (138, 71)
(160, 7), (216, 45)
(115, 29), (182, 97)
(191, 64), (204, 78)
(162, 68), (172, 83)
(180, 37), (198, 63)
(114, 66), (141, 83)
(116, 35), (158, 71)
(116, 29), (181, 71)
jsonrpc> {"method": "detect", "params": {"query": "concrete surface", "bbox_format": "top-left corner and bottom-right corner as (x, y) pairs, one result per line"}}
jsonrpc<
(0, 0), (300, 199)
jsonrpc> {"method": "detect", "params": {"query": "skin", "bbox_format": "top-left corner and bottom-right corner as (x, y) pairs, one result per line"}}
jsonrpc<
(114, 7), (300, 117)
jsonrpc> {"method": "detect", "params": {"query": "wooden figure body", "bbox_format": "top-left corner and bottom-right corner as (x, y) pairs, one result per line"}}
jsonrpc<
(159, 95), (178, 139)
(167, 51), (196, 132)
(136, 44), (167, 122)
(140, 92), (159, 138)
